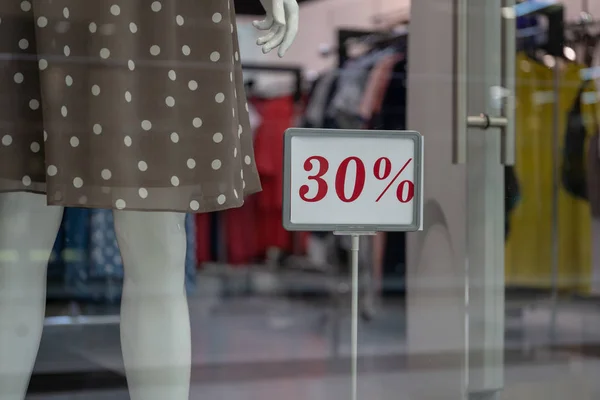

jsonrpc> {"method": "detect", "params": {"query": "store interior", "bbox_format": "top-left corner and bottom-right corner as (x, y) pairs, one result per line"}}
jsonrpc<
(7, 0), (600, 399)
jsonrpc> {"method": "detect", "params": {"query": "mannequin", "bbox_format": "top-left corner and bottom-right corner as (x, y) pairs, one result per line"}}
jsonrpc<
(0, 1), (299, 399)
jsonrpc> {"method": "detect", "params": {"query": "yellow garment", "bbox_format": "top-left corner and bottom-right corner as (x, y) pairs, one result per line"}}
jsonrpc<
(505, 53), (597, 294)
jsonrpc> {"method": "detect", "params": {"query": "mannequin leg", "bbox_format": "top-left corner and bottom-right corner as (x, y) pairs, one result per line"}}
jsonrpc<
(0, 193), (63, 400)
(113, 211), (191, 400)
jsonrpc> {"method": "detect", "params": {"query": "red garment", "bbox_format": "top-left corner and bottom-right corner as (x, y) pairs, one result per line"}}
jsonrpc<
(252, 96), (295, 253)
(223, 195), (261, 264)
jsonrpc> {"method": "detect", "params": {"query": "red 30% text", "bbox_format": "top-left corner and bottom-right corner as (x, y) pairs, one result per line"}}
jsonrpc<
(299, 156), (414, 203)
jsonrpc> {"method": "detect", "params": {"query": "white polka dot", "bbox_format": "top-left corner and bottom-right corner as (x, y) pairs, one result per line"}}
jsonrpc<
(245, 103), (249, 112)
(234, 189), (239, 198)
(22, 176), (31, 186)
(64, 45), (71, 56)
(78, 196), (87, 205)
(39, 59), (48, 70)
(217, 194), (226, 205)
(101, 169), (112, 180)
(187, 158), (196, 169)
(30, 142), (40, 153)
(125, 91), (132, 102)
(245, 156), (251, 165)
(176, 15), (184, 25)
(170, 132), (179, 143)
(47, 165), (57, 176)
(128, 60), (135, 70)
(21, 1), (31, 12)
(238, 124), (243, 136)
(215, 93), (225, 103)
(211, 159), (222, 170)
(213, 132), (223, 143)
(37, 16), (48, 27)
(235, 51), (239, 61)
(139, 188), (148, 198)
(14, 73), (24, 84)
(89, 22), (97, 33)
(100, 48), (110, 59)
(93, 124), (102, 134)
(212, 13), (222, 23)
(171, 176), (180, 186)
(151, 1), (162, 12)
(138, 161), (148, 171)
(150, 45), (160, 56)
(234, 148), (238, 157)
(115, 199), (126, 209)
(188, 80), (198, 90)
(19, 39), (29, 50)
(192, 118), (202, 128)
(61, 106), (68, 117)
(129, 23), (138, 33)
(70, 136), (79, 147)
(210, 51), (220, 62)
(73, 177), (83, 188)
(91, 85), (101, 96)
(124, 136), (132, 146)
(141, 120), (152, 131)
(65, 75), (73, 86)
(182, 45), (191, 56)
(232, 108), (235, 117)
(110, 5), (120, 15)
(165, 96), (175, 107)
(43, 131), (48, 141)
(230, 72), (233, 81)
(29, 99), (39, 110)
(243, 180), (246, 189)
(168, 70), (177, 80)
(231, 23), (234, 33)
(63, 7), (70, 19)
(2, 135), (12, 146)
(190, 200), (200, 211)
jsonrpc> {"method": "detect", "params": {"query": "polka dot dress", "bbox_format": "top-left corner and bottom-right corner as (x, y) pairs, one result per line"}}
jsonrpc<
(0, 0), (261, 213)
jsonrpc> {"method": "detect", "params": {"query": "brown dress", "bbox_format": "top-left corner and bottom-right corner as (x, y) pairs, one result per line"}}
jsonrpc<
(0, 0), (261, 213)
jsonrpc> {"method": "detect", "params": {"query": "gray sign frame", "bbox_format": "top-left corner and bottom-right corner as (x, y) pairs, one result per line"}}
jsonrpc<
(282, 128), (423, 232)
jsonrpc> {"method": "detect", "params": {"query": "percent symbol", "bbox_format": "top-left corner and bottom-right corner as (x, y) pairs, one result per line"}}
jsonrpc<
(373, 157), (414, 203)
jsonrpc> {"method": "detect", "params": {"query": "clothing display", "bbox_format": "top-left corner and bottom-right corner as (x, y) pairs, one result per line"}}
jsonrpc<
(0, 0), (260, 213)
(505, 53), (597, 293)
(194, 95), (307, 265)
(301, 34), (408, 294)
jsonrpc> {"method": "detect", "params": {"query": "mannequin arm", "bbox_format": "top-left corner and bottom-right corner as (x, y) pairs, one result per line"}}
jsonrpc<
(253, 0), (299, 57)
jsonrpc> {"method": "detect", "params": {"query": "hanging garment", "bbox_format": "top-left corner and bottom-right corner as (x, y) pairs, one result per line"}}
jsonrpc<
(0, 0), (260, 213)
(359, 53), (403, 126)
(505, 53), (595, 293)
(561, 81), (591, 200)
(253, 96), (296, 254)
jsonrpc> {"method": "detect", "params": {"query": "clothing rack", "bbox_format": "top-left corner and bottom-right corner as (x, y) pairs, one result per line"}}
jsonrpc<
(337, 28), (407, 67)
(242, 63), (303, 102)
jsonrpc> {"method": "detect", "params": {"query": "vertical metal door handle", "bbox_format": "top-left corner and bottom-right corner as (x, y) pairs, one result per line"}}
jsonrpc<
(500, 0), (516, 166)
(452, 0), (468, 164)
(453, 0), (516, 165)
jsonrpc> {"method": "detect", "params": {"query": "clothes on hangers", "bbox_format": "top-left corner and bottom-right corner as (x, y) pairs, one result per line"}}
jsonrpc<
(505, 52), (597, 294)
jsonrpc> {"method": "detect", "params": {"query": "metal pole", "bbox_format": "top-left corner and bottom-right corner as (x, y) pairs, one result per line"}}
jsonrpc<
(350, 234), (360, 400)
(549, 62), (560, 341)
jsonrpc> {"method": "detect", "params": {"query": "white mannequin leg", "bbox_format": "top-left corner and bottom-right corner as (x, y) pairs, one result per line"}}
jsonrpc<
(0, 193), (63, 400)
(113, 210), (191, 400)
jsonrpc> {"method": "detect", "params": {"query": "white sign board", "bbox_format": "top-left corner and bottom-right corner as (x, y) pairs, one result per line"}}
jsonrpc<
(282, 128), (423, 232)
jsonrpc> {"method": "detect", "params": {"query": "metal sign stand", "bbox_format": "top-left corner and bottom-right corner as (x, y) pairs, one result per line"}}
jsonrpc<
(333, 231), (376, 400)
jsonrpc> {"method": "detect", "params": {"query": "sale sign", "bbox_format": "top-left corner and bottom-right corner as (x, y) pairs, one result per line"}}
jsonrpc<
(282, 128), (423, 232)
